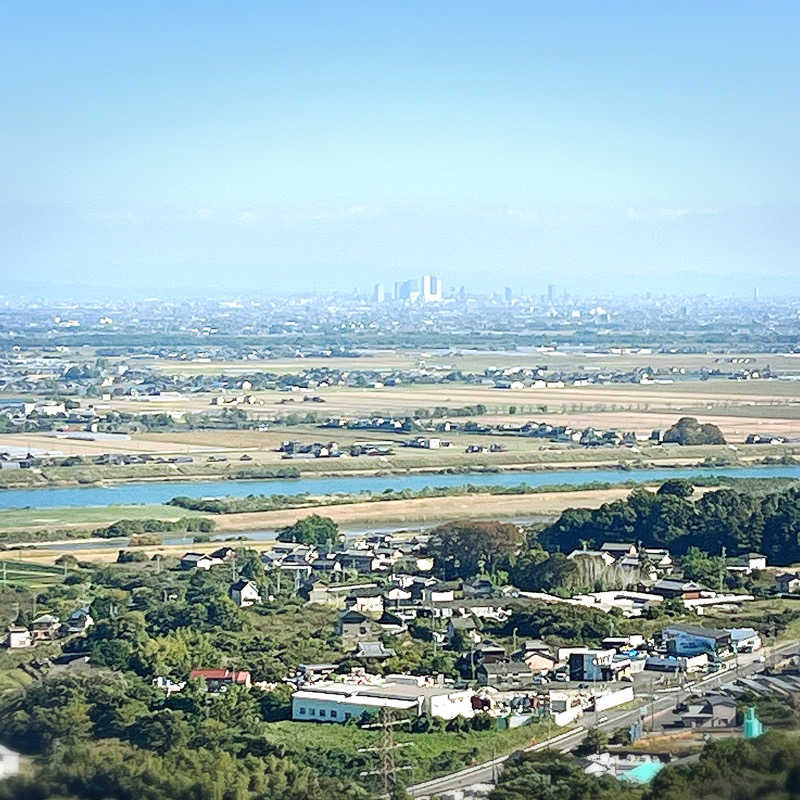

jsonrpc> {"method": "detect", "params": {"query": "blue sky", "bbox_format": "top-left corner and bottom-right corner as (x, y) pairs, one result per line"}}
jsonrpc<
(1, 1), (798, 297)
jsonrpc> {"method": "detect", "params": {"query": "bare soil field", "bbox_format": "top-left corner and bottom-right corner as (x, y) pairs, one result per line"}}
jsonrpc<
(211, 488), (636, 530)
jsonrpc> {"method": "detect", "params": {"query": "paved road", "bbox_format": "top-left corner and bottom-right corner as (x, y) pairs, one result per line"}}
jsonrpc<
(407, 641), (799, 798)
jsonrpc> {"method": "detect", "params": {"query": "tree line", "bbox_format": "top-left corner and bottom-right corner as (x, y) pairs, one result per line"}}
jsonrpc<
(539, 479), (800, 565)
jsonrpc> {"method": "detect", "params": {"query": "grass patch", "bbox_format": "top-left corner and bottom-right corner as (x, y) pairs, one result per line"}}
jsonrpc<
(0, 558), (64, 588)
(265, 717), (558, 785)
(0, 667), (34, 695)
(0, 503), (206, 534)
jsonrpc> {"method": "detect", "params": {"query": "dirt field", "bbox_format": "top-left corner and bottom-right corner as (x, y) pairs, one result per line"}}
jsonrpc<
(209, 487), (636, 530)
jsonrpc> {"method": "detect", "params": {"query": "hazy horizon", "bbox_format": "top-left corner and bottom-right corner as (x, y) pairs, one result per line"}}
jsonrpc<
(2, 2), (799, 297)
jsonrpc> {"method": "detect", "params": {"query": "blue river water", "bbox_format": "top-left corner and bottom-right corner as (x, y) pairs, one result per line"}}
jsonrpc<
(2, 464), (799, 510)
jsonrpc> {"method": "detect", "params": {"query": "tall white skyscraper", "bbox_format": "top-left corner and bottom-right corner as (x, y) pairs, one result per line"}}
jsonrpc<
(421, 274), (443, 302)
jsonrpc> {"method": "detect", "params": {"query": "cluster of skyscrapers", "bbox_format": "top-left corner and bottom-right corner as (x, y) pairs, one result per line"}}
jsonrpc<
(372, 275), (443, 303)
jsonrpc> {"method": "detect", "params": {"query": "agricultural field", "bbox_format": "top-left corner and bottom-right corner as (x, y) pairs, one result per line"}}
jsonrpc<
(0, 559), (65, 589)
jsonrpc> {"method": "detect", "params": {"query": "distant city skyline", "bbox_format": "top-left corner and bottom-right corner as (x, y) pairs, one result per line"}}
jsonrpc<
(2, 3), (799, 296)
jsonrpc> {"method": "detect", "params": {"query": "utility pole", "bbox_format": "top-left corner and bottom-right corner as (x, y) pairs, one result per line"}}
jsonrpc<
(358, 708), (411, 795)
(649, 676), (655, 732)
(379, 707), (398, 795)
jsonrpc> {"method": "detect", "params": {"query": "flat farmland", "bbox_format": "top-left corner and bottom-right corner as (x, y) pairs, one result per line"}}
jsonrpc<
(146, 349), (800, 377)
(82, 377), (800, 425)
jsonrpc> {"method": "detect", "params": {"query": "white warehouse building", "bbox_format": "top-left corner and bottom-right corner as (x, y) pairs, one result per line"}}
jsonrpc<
(292, 676), (474, 723)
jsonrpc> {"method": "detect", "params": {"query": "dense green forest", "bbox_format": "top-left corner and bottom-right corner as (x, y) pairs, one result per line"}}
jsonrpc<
(539, 480), (800, 564)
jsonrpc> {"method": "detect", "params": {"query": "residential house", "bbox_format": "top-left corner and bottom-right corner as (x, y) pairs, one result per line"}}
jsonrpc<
(310, 555), (342, 575)
(447, 616), (480, 647)
(229, 579), (262, 608)
(642, 548), (674, 574)
(376, 610), (407, 634)
(680, 695), (737, 728)
(477, 661), (534, 688)
(5, 626), (31, 649)
(600, 542), (638, 560)
(511, 643), (556, 674)
(462, 579), (495, 599)
(189, 668), (252, 691)
(422, 582), (456, 604)
(651, 578), (711, 601)
(384, 586), (413, 607)
(31, 614), (60, 642)
(727, 553), (768, 575)
(209, 546), (238, 562)
(338, 550), (384, 573)
(345, 588), (384, 616)
(180, 552), (223, 571)
(277, 552), (314, 578)
(354, 641), (397, 661)
(336, 609), (374, 638)
(776, 572), (800, 594)
(466, 641), (507, 667)
(730, 627), (762, 652)
(66, 607), (94, 634)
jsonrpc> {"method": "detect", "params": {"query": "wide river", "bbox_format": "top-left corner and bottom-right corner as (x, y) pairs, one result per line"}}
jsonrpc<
(2, 464), (799, 510)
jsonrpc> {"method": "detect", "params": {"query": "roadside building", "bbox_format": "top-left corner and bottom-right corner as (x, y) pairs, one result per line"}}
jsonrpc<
(568, 649), (631, 682)
(477, 661), (533, 688)
(680, 695), (737, 728)
(662, 624), (731, 656)
(291, 677), (474, 722)
(730, 627), (762, 652)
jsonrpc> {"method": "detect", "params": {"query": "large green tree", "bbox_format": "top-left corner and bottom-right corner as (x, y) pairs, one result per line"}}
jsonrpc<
(428, 519), (524, 579)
